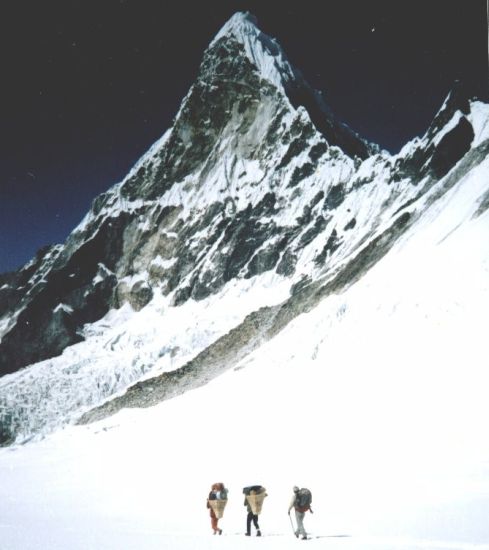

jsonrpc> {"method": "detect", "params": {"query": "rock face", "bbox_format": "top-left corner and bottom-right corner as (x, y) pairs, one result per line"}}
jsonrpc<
(392, 82), (475, 183)
(78, 206), (415, 426)
(1, 12), (488, 445)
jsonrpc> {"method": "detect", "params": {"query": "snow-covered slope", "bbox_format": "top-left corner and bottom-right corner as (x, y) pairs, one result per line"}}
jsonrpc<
(0, 145), (488, 549)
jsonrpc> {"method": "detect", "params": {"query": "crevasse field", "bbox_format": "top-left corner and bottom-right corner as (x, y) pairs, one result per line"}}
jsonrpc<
(1, 138), (489, 550)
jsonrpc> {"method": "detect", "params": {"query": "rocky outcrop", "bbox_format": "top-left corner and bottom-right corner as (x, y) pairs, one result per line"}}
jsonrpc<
(0, 216), (126, 375)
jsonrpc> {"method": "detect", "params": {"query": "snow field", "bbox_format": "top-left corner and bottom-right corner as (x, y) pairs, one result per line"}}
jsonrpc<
(1, 160), (489, 549)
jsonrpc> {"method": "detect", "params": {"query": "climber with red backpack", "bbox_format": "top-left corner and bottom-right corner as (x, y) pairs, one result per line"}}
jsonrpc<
(288, 486), (313, 540)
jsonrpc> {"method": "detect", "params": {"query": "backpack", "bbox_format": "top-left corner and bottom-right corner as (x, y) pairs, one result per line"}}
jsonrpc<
(214, 482), (228, 499)
(296, 488), (312, 509)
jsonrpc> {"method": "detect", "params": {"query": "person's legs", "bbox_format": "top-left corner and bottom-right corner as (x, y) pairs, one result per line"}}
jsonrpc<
(295, 510), (306, 537)
(211, 511), (218, 533)
(246, 511), (253, 535)
(253, 514), (261, 536)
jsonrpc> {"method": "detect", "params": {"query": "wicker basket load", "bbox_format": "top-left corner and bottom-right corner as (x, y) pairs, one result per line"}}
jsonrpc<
(246, 491), (266, 515)
(209, 499), (228, 519)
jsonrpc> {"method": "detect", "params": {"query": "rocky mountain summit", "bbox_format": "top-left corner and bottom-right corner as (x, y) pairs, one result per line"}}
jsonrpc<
(1, 12), (488, 445)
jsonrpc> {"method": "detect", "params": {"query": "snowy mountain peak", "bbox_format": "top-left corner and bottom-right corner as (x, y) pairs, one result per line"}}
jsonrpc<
(1, 10), (489, 450)
(424, 81), (472, 144)
(212, 10), (258, 39)
(437, 80), (471, 117)
(210, 11), (296, 90)
(207, 12), (376, 159)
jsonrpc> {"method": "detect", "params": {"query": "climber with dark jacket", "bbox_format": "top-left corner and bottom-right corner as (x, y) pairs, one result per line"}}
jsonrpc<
(243, 485), (267, 536)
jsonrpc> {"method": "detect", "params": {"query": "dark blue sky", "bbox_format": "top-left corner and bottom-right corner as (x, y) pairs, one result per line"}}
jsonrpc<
(1, 0), (487, 274)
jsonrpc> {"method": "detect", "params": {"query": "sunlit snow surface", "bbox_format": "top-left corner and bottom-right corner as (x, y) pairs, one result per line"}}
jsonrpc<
(1, 138), (489, 549)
